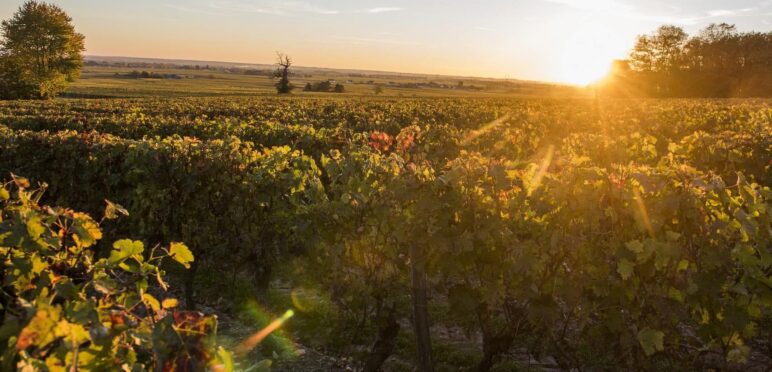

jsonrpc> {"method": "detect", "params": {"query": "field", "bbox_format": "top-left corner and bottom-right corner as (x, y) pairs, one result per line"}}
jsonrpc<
(0, 95), (770, 371)
(64, 63), (588, 99)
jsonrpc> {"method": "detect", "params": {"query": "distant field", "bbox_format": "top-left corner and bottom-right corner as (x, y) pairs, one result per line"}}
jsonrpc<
(64, 65), (589, 98)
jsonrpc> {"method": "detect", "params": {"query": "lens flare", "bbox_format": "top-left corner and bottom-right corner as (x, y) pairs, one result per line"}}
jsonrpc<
(236, 309), (295, 355)
(528, 145), (555, 196)
(461, 113), (511, 146)
(633, 189), (655, 237)
(235, 300), (298, 357)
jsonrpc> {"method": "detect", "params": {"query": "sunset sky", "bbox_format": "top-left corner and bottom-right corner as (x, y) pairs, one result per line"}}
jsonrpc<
(2, 0), (771, 83)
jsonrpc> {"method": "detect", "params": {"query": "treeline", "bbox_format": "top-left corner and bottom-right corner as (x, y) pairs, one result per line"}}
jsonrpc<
(303, 80), (346, 93)
(86, 60), (213, 70)
(600, 23), (771, 97)
(120, 70), (183, 79)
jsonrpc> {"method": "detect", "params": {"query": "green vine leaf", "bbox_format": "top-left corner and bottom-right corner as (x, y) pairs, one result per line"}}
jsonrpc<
(109, 239), (144, 265)
(169, 242), (194, 268)
(637, 328), (665, 356)
(617, 259), (634, 281)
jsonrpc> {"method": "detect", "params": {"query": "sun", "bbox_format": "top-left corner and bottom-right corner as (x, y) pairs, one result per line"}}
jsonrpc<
(552, 27), (619, 86)
(556, 42), (614, 85)
(558, 57), (612, 86)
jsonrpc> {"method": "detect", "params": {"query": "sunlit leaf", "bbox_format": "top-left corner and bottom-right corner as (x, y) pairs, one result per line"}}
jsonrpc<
(161, 298), (179, 309)
(109, 239), (144, 264)
(143, 293), (161, 312)
(72, 213), (102, 247)
(26, 217), (45, 239)
(169, 242), (194, 269)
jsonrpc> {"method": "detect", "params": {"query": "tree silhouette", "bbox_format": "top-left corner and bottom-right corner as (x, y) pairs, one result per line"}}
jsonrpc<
(274, 52), (294, 94)
(601, 23), (771, 97)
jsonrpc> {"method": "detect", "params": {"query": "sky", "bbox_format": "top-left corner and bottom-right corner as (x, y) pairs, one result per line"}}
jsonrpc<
(1, 0), (771, 84)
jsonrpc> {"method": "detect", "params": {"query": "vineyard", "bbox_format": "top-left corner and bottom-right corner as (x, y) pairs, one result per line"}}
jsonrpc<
(0, 97), (770, 371)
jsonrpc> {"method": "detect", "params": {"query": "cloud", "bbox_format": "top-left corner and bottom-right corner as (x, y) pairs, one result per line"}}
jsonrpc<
(205, 1), (402, 16)
(644, 7), (757, 25)
(357, 7), (403, 14)
(165, 3), (226, 16)
(542, 0), (633, 13)
(707, 8), (754, 17)
(209, 1), (340, 15)
(541, 0), (762, 26)
(331, 35), (422, 47)
(473, 26), (495, 32)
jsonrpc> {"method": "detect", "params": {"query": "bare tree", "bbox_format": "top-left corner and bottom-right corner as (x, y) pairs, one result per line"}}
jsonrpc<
(274, 52), (293, 94)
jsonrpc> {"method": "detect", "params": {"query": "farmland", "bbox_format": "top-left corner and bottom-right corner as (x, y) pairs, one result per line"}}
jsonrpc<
(1, 96), (769, 370)
(63, 61), (588, 99)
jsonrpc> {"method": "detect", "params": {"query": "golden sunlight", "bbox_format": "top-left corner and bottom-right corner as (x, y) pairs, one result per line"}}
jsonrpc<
(554, 26), (617, 85)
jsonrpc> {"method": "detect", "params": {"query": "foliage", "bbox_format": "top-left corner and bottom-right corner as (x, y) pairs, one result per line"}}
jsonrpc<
(0, 1), (85, 100)
(303, 81), (346, 93)
(0, 175), (233, 370)
(0, 96), (769, 370)
(602, 23), (771, 97)
(0, 130), (325, 306)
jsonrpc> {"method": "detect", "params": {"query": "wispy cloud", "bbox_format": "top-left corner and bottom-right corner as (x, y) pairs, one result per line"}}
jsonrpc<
(473, 26), (495, 32)
(541, 0), (763, 26)
(707, 8), (754, 17)
(165, 3), (226, 16)
(331, 35), (422, 47)
(643, 7), (758, 25)
(542, 0), (633, 13)
(204, 1), (402, 16)
(357, 7), (403, 14)
(209, 1), (340, 15)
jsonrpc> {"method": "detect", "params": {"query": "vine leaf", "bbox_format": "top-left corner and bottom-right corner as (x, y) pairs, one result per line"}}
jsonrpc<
(162, 298), (179, 309)
(617, 259), (634, 281)
(104, 200), (129, 220)
(143, 293), (161, 312)
(637, 328), (664, 356)
(26, 217), (45, 239)
(109, 239), (144, 264)
(170, 242), (194, 268)
(72, 213), (103, 247)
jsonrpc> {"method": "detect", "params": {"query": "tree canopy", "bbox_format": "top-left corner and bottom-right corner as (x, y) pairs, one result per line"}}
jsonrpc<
(601, 23), (771, 97)
(0, 1), (84, 100)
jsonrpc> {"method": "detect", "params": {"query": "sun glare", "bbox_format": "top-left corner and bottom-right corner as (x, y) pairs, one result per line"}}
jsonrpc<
(556, 46), (613, 85)
(558, 57), (612, 86)
(553, 26), (618, 85)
